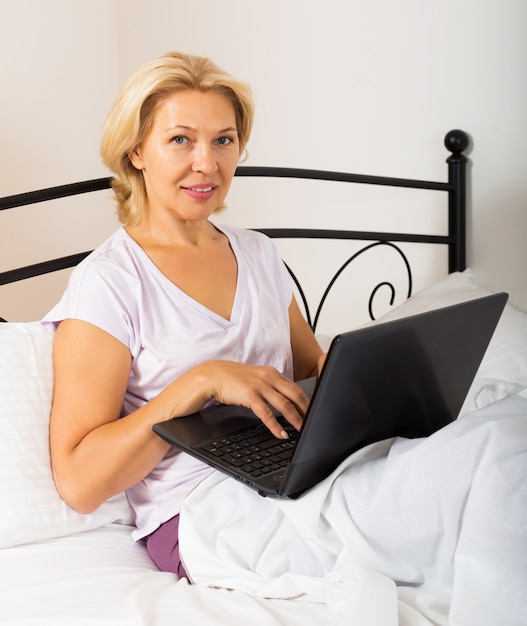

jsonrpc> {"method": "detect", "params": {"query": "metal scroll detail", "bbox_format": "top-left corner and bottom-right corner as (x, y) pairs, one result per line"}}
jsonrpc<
(285, 241), (413, 333)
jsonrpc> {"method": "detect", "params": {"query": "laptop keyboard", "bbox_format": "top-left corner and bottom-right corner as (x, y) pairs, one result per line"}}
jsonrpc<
(199, 420), (299, 478)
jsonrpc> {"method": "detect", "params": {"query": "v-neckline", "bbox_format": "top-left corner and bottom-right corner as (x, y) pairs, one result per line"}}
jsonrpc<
(121, 224), (242, 326)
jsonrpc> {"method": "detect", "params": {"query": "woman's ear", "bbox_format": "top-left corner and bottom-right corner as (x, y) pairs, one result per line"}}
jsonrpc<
(128, 148), (144, 170)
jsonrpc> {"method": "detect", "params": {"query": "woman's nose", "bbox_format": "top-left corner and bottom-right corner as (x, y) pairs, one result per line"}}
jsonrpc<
(191, 143), (218, 173)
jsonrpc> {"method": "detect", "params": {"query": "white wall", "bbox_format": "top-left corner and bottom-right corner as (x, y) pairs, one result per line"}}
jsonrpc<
(1, 0), (526, 324)
(0, 0), (121, 320)
(116, 0), (527, 321)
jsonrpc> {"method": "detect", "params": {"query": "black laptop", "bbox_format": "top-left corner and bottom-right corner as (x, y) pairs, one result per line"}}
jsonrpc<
(153, 292), (507, 498)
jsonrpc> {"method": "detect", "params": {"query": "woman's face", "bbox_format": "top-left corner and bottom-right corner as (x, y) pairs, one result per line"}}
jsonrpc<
(129, 89), (240, 225)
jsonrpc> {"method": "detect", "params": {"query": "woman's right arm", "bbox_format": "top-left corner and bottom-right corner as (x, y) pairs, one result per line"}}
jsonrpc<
(49, 318), (214, 514)
(50, 319), (310, 514)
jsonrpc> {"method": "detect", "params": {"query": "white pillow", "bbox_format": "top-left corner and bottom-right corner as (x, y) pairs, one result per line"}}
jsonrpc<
(373, 269), (527, 415)
(0, 322), (133, 549)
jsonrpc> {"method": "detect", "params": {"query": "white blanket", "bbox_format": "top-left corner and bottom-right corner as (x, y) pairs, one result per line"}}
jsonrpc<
(180, 392), (527, 625)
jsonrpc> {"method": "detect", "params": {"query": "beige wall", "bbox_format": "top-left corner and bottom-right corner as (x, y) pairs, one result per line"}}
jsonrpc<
(1, 0), (526, 324)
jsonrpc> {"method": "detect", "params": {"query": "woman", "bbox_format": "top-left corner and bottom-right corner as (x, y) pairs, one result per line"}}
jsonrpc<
(44, 51), (324, 576)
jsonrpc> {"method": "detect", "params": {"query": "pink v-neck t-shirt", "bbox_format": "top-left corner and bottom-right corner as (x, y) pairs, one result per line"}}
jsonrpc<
(43, 223), (294, 539)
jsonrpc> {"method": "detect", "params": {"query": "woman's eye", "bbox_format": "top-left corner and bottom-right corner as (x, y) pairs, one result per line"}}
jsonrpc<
(172, 136), (189, 145)
(216, 136), (233, 146)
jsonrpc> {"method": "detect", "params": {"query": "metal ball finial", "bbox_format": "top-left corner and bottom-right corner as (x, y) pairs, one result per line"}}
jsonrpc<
(444, 129), (469, 154)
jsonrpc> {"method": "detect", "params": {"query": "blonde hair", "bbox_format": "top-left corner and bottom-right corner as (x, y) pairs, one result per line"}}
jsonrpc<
(100, 52), (255, 225)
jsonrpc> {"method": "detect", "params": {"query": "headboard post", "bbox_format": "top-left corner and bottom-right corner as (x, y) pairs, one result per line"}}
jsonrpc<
(445, 129), (469, 273)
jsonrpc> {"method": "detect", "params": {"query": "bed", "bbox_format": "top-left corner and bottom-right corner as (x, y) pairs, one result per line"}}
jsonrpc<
(1, 130), (526, 626)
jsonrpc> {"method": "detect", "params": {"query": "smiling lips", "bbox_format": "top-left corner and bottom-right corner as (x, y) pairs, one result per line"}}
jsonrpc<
(182, 184), (218, 200)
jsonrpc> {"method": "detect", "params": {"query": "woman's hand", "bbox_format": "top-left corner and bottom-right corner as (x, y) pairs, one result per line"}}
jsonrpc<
(199, 360), (310, 439)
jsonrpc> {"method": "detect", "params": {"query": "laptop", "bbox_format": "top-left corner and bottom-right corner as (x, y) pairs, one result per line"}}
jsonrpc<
(153, 292), (507, 498)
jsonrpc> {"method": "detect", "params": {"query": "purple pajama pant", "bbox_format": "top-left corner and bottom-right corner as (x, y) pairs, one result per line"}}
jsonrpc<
(145, 514), (188, 579)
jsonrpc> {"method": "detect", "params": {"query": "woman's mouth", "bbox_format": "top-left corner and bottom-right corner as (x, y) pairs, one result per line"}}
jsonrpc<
(182, 184), (217, 200)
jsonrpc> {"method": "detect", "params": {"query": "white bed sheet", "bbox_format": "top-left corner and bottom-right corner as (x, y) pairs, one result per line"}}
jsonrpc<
(0, 525), (450, 626)
(0, 524), (334, 626)
(180, 392), (527, 626)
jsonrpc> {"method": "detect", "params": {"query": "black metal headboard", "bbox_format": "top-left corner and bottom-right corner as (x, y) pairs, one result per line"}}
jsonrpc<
(0, 129), (469, 328)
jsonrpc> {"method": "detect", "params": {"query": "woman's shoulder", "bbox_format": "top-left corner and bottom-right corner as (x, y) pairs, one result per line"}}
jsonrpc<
(214, 222), (275, 251)
(56, 228), (146, 305)
(73, 227), (144, 276)
(79, 227), (131, 263)
(215, 222), (288, 284)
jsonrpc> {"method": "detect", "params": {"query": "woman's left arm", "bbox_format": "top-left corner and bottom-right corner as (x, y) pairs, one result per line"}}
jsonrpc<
(289, 296), (326, 381)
